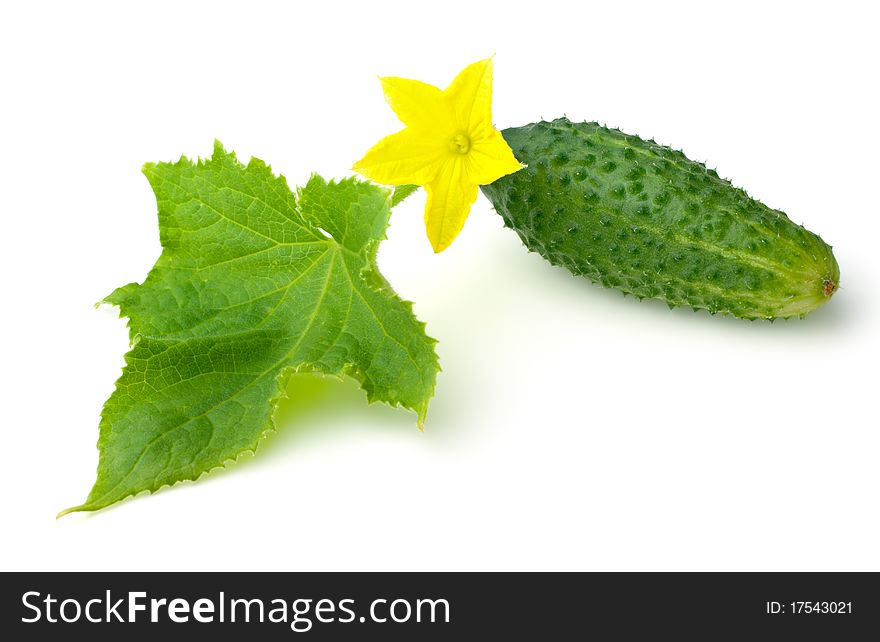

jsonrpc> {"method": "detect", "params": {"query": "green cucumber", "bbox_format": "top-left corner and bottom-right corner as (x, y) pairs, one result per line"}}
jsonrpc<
(481, 118), (839, 320)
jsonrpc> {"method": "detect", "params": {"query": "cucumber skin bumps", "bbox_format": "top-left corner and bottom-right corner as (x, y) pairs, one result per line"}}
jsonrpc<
(481, 118), (839, 320)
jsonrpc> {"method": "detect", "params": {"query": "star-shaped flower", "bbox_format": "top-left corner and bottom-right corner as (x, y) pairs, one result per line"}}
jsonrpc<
(353, 58), (524, 252)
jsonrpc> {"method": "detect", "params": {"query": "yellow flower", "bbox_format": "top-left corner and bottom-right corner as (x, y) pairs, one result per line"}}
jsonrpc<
(353, 58), (525, 252)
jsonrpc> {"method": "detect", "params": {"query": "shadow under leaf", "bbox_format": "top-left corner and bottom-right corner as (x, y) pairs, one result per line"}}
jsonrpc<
(240, 372), (419, 468)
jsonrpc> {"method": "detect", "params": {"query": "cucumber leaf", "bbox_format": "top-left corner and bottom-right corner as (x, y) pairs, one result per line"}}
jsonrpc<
(62, 142), (438, 515)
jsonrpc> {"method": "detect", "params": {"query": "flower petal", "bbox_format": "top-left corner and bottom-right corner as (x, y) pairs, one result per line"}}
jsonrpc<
(353, 128), (447, 186)
(424, 158), (478, 252)
(380, 77), (455, 133)
(466, 130), (525, 185)
(443, 57), (493, 132)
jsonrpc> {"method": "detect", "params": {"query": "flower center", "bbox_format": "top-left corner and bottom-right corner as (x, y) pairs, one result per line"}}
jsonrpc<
(448, 132), (471, 155)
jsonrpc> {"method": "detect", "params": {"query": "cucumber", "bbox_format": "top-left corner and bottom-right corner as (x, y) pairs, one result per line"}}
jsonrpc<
(480, 118), (839, 320)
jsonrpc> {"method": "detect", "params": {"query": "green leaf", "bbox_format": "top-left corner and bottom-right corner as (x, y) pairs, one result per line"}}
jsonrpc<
(62, 142), (438, 515)
(391, 184), (420, 207)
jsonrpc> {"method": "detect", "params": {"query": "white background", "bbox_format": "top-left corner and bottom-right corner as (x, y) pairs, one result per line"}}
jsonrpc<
(2, 1), (878, 571)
